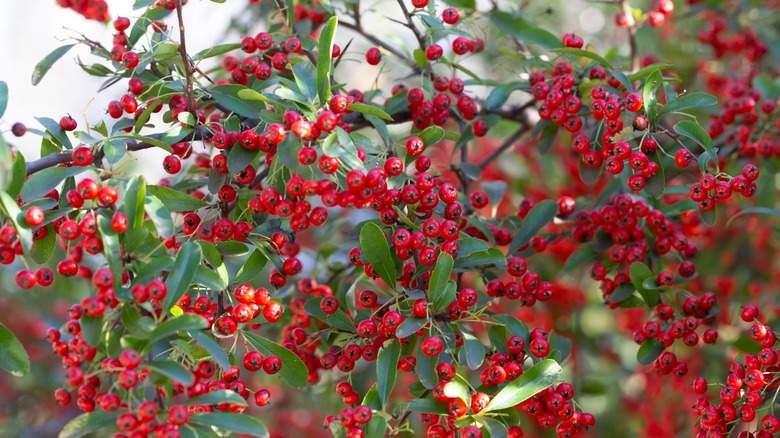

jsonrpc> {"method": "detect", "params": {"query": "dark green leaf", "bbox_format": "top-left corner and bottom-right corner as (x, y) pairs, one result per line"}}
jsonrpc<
(144, 194), (174, 238)
(209, 85), (266, 118)
(579, 159), (602, 186)
(233, 249), (268, 285)
(482, 359), (562, 413)
(562, 245), (597, 273)
(376, 339), (401, 406)
(243, 332), (309, 388)
(396, 317), (427, 339)
(629, 63), (672, 82)
(7, 152), (26, 199)
(187, 390), (247, 407)
(149, 314), (208, 344)
(486, 83), (518, 111)
(21, 166), (89, 201)
(0, 323), (30, 376)
(404, 398), (448, 415)
(459, 327), (484, 370)
(190, 412), (269, 438)
(162, 242), (202, 311)
(365, 416), (388, 438)
(29, 223), (55, 264)
(453, 248), (507, 272)
(347, 102), (393, 121)
(124, 176), (147, 230)
(0, 81), (7, 119)
(629, 262), (657, 307)
(303, 299), (355, 332)
(59, 411), (120, 438)
(146, 185), (208, 212)
(0, 192), (32, 254)
(429, 254), (454, 311)
(508, 199), (558, 253)
(551, 48), (612, 68)
(642, 71), (663, 125)
(637, 339), (664, 365)
(548, 331), (572, 362)
(727, 206), (780, 226)
(419, 126), (445, 146)
(657, 92), (717, 119)
(493, 315), (530, 341)
(674, 120), (718, 172)
(359, 222), (397, 290)
(189, 329), (231, 371)
(291, 61), (317, 102)
(537, 121), (558, 155)
(31, 44), (76, 85)
(147, 360), (194, 386)
(129, 8), (172, 47)
(193, 43), (241, 61)
(317, 16), (338, 103)
(490, 11), (562, 50)
(700, 206), (717, 226)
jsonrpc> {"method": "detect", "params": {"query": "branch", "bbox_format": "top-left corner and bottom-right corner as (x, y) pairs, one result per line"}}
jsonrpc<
(478, 123), (532, 169)
(174, 0), (197, 116)
(25, 128), (213, 175)
(618, 0), (639, 72)
(339, 21), (418, 71)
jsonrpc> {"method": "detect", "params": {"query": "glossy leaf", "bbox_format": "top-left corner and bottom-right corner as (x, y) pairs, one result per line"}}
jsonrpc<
(317, 16), (338, 103)
(642, 71), (663, 125)
(508, 199), (558, 253)
(243, 333), (309, 388)
(657, 92), (717, 119)
(0, 323), (30, 376)
(31, 44), (76, 85)
(429, 253), (454, 311)
(149, 314), (208, 345)
(144, 194), (174, 238)
(674, 120), (718, 172)
(637, 339), (664, 365)
(359, 222), (397, 290)
(376, 339), (401, 406)
(190, 412), (269, 438)
(189, 329), (231, 371)
(0, 192), (32, 254)
(123, 176), (147, 230)
(161, 243), (202, 311)
(347, 102), (393, 121)
(630, 262), (658, 307)
(187, 389), (247, 407)
(59, 411), (120, 438)
(147, 360), (195, 386)
(551, 47), (612, 68)
(21, 166), (89, 200)
(482, 359), (562, 413)
(420, 125), (445, 146)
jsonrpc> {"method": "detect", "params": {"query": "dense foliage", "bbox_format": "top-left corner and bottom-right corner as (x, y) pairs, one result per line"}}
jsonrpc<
(2, 0), (780, 437)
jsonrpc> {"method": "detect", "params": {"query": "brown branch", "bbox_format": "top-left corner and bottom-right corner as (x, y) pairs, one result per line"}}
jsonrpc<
(25, 128), (213, 175)
(478, 124), (531, 169)
(619, 0), (639, 72)
(339, 21), (418, 71)
(174, 0), (197, 116)
(395, 0), (427, 52)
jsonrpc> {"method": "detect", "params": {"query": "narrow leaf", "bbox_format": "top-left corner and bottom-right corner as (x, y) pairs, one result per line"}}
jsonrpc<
(482, 359), (562, 413)
(32, 44), (76, 85)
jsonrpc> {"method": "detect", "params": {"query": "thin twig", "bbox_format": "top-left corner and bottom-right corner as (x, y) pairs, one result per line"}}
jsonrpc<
(478, 124), (530, 169)
(618, 0), (639, 72)
(174, 0), (197, 116)
(340, 21), (418, 70)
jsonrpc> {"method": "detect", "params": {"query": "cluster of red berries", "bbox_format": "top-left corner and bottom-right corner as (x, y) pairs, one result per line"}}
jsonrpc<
(54, 0), (108, 21)
(696, 16), (768, 62)
(692, 305), (780, 437)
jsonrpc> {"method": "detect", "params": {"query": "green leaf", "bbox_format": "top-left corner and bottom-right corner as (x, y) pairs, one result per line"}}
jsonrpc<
(37, 116), (73, 149)
(190, 412), (269, 438)
(562, 245), (597, 273)
(31, 44), (76, 85)
(209, 85), (266, 118)
(0, 81), (7, 119)
(21, 166), (89, 201)
(124, 176), (147, 230)
(359, 222), (397, 290)
(429, 254), (454, 312)
(304, 299), (355, 332)
(187, 389), (247, 407)
(485, 83), (519, 111)
(630, 262), (658, 307)
(376, 339), (401, 406)
(413, 48), (428, 69)
(629, 63), (672, 82)
(189, 329), (231, 371)
(508, 199), (558, 253)
(291, 61), (317, 102)
(642, 71), (663, 125)
(129, 7), (172, 47)
(493, 314), (530, 341)
(482, 359), (562, 413)
(674, 120), (719, 172)
(700, 206), (717, 226)
(162, 242), (202, 311)
(727, 206), (780, 226)
(459, 327), (485, 370)
(548, 331), (572, 362)
(144, 194), (174, 238)
(233, 249), (268, 285)
(147, 360), (194, 386)
(657, 92), (717, 119)
(193, 43), (241, 61)
(0, 192), (32, 254)
(644, 151), (665, 199)
(149, 314), (208, 344)
(637, 339), (664, 365)
(420, 126), (445, 146)
(0, 323), (30, 376)
(416, 346), (438, 389)
(609, 285), (636, 304)
(551, 48), (612, 68)
(443, 380), (470, 404)
(365, 416), (388, 438)
(79, 315), (102, 347)
(29, 224), (55, 264)
(404, 398), (449, 415)
(453, 248), (507, 272)
(59, 411), (120, 438)
(317, 16), (338, 103)
(489, 11), (562, 50)
(347, 102), (393, 121)
(227, 143), (260, 173)
(146, 185), (208, 212)
(537, 121), (558, 155)
(194, 266), (228, 291)
(396, 317), (427, 339)
(243, 332), (309, 388)
(7, 152), (26, 199)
